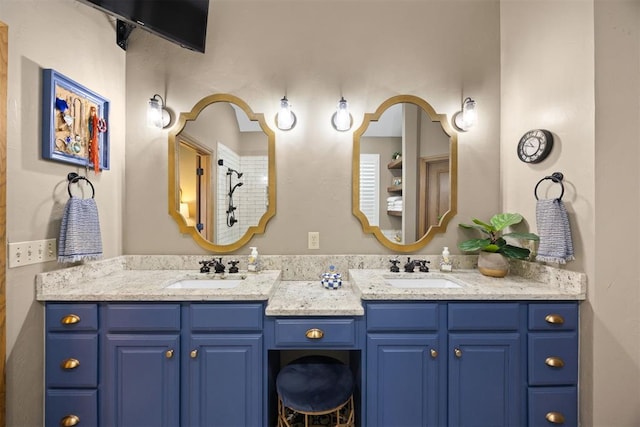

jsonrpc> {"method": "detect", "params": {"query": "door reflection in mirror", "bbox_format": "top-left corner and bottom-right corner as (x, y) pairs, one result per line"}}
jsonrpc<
(354, 95), (456, 252)
(173, 96), (272, 249)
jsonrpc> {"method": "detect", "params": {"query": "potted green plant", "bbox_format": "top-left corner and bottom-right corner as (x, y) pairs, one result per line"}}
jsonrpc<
(458, 213), (539, 277)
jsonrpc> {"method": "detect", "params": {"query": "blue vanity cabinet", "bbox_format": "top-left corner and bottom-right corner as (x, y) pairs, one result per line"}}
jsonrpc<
(447, 303), (526, 427)
(365, 302), (447, 427)
(101, 303), (182, 427)
(184, 303), (264, 427)
(527, 303), (579, 427)
(45, 303), (99, 427)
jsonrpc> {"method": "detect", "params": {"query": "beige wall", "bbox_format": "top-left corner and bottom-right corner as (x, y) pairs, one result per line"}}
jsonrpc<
(123, 0), (502, 255)
(1, 0), (126, 425)
(592, 1), (640, 425)
(501, 0), (640, 425)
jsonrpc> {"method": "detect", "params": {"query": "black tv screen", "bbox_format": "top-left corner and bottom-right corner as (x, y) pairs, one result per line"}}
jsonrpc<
(79, 0), (209, 53)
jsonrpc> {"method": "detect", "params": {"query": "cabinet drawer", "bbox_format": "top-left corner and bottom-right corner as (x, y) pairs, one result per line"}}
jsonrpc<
(448, 303), (521, 331)
(529, 303), (578, 331)
(274, 318), (356, 347)
(45, 388), (98, 427)
(103, 304), (181, 332)
(46, 333), (98, 388)
(528, 332), (578, 385)
(367, 303), (439, 331)
(190, 303), (263, 331)
(528, 386), (577, 427)
(46, 304), (98, 332)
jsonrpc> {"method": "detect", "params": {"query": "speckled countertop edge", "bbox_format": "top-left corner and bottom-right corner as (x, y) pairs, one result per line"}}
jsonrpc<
(265, 281), (364, 316)
(36, 255), (586, 314)
(349, 268), (586, 301)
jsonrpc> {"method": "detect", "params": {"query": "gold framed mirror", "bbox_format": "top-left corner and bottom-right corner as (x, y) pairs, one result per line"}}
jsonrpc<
(168, 94), (276, 253)
(352, 95), (457, 252)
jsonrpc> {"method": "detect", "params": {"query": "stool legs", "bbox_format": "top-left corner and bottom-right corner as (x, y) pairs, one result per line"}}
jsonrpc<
(277, 395), (354, 427)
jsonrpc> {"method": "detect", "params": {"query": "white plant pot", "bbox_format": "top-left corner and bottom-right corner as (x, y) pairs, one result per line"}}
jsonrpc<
(477, 252), (509, 278)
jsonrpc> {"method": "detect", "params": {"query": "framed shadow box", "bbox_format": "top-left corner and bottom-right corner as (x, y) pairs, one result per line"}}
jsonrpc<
(41, 68), (110, 171)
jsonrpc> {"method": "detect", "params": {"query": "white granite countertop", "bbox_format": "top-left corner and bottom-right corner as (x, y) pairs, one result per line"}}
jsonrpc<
(349, 269), (586, 301)
(265, 281), (364, 316)
(37, 268), (282, 301)
(35, 256), (586, 314)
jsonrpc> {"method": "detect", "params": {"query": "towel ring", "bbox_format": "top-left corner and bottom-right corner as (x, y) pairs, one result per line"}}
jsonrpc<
(67, 172), (95, 198)
(534, 172), (564, 200)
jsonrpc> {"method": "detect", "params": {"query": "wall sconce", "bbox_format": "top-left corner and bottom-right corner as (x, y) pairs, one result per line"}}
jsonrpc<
(452, 97), (477, 132)
(147, 94), (171, 129)
(275, 96), (296, 131)
(331, 97), (353, 132)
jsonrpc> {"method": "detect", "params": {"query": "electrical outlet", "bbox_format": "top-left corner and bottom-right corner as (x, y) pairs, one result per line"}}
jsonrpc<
(308, 232), (320, 250)
(9, 239), (57, 268)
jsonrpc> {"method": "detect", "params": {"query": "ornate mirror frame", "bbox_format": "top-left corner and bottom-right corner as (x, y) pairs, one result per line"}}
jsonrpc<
(352, 94), (458, 252)
(168, 93), (276, 253)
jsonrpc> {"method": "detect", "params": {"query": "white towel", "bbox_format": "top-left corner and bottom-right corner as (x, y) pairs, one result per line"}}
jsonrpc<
(535, 198), (574, 264)
(58, 197), (103, 263)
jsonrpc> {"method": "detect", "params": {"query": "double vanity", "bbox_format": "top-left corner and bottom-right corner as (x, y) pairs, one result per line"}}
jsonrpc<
(37, 255), (585, 427)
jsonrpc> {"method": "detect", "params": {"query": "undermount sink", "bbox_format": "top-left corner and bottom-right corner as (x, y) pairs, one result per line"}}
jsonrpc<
(384, 277), (463, 289)
(166, 279), (244, 289)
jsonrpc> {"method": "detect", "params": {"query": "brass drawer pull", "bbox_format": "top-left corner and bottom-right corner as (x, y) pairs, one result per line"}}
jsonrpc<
(165, 349), (174, 359)
(305, 328), (324, 339)
(545, 356), (565, 368)
(190, 349), (198, 359)
(60, 314), (80, 325)
(454, 348), (462, 358)
(545, 314), (565, 325)
(430, 349), (438, 359)
(545, 411), (565, 424)
(61, 358), (80, 370)
(60, 414), (80, 426)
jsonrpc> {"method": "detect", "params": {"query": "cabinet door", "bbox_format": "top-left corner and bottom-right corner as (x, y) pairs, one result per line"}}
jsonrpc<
(102, 334), (180, 427)
(448, 333), (522, 427)
(186, 334), (263, 427)
(366, 333), (443, 427)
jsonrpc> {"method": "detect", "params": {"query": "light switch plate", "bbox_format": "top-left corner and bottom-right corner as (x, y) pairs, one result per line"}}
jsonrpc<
(8, 239), (57, 268)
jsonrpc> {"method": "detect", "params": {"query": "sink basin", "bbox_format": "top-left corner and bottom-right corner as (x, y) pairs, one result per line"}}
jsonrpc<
(384, 277), (463, 289)
(167, 279), (243, 289)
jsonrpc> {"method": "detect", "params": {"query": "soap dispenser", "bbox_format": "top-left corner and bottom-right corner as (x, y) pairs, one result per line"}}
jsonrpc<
(248, 247), (259, 272)
(440, 247), (452, 272)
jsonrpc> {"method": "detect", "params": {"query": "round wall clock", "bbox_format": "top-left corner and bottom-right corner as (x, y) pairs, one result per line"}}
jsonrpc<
(517, 129), (554, 163)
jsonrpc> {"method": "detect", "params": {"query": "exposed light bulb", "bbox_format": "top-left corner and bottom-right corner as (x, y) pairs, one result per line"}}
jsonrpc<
(453, 97), (477, 132)
(333, 97), (351, 131)
(147, 96), (162, 128)
(276, 96), (295, 130)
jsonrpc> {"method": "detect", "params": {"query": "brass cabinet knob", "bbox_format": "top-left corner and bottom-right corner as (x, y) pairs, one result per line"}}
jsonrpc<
(165, 349), (174, 359)
(60, 414), (80, 426)
(305, 328), (324, 339)
(545, 314), (565, 325)
(60, 314), (80, 325)
(545, 411), (566, 424)
(190, 349), (198, 359)
(454, 348), (462, 358)
(430, 349), (438, 359)
(61, 358), (80, 370)
(545, 356), (565, 368)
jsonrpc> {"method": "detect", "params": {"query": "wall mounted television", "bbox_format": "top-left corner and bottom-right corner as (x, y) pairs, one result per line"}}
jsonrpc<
(78, 0), (209, 53)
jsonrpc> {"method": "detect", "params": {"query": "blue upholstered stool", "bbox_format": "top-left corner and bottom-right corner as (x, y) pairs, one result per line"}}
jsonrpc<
(276, 356), (355, 427)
